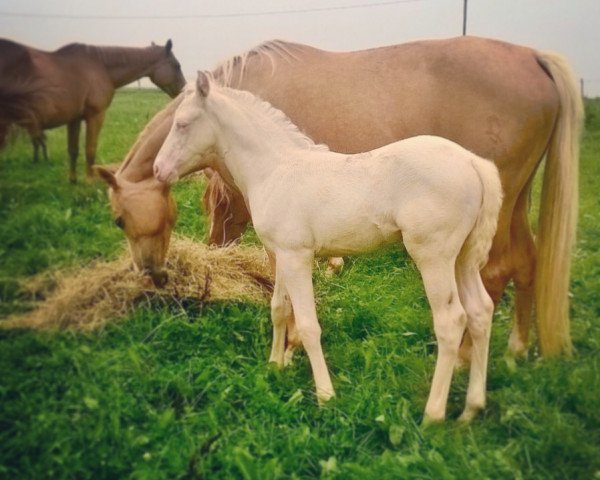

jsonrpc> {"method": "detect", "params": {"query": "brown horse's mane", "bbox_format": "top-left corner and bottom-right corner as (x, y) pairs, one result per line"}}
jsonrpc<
(55, 43), (161, 69)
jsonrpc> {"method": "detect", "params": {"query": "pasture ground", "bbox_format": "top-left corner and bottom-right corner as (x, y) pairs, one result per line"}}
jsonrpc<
(1, 90), (599, 479)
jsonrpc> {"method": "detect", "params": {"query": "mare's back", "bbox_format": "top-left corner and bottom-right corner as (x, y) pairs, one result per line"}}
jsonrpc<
(236, 37), (558, 166)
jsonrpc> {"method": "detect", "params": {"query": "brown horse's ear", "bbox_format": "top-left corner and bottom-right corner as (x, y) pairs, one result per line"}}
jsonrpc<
(196, 71), (210, 98)
(94, 166), (119, 191)
(165, 39), (173, 53)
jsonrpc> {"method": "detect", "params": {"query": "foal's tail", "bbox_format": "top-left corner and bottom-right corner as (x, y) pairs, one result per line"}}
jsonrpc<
(461, 158), (503, 273)
(533, 51), (583, 356)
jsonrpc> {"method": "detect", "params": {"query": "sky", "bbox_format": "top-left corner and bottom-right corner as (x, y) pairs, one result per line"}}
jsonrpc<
(1, 0), (599, 96)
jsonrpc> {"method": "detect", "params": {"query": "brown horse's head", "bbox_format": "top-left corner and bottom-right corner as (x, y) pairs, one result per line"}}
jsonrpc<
(203, 169), (251, 246)
(96, 166), (176, 287)
(149, 39), (186, 98)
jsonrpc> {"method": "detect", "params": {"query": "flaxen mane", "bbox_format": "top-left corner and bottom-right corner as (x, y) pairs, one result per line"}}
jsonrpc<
(212, 40), (305, 87)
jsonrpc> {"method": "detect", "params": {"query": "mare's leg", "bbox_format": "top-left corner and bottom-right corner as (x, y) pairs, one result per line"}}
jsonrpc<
(405, 237), (467, 422)
(67, 120), (81, 183)
(456, 264), (494, 422)
(276, 249), (335, 402)
(284, 313), (301, 366)
(507, 190), (536, 357)
(84, 112), (106, 178)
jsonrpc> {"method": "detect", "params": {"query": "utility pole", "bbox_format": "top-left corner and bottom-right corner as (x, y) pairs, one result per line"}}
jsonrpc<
(462, 0), (468, 36)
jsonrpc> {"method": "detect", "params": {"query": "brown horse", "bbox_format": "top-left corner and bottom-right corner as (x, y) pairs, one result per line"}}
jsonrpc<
(97, 36), (582, 358)
(0, 38), (186, 181)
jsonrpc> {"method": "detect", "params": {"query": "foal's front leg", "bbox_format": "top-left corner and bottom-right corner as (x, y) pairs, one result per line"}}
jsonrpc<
(267, 250), (294, 366)
(276, 249), (335, 402)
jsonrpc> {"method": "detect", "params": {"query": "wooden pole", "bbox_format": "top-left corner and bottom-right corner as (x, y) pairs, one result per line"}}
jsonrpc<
(462, 0), (468, 36)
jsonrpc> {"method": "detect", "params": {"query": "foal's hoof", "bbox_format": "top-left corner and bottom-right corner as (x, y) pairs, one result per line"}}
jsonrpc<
(458, 405), (483, 423)
(421, 414), (445, 427)
(316, 389), (335, 406)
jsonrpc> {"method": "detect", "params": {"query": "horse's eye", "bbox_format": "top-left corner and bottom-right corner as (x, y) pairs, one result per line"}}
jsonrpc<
(114, 217), (125, 229)
(176, 121), (188, 130)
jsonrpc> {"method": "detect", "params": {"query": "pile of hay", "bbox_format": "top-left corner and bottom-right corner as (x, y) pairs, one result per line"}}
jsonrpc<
(3, 237), (272, 331)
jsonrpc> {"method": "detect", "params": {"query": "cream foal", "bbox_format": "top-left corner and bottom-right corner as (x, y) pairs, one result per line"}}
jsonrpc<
(154, 72), (503, 422)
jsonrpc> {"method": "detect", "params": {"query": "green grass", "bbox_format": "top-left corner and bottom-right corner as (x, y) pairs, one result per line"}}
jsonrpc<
(0, 90), (599, 479)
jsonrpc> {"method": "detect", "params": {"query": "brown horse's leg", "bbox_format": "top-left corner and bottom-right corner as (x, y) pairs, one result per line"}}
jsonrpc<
(85, 112), (106, 179)
(31, 130), (46, 163)
(67, 120), (81, 183)
(507, 191), (536, 357)
(40, 133), (48, 161)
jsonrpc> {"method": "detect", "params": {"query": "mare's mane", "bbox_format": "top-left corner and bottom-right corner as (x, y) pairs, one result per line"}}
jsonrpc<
(117, 39), (319, 177)
(212, 40), (306, 88)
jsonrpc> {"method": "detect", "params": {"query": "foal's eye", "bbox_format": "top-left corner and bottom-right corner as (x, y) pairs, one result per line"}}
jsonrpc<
(176, 121), (188, 130)
(114, 217), (125, 229)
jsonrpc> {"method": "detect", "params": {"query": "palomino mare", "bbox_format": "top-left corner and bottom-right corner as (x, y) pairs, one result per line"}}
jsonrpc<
(0, 38), (186, 181)
(96, 36), (582, 358)
(153, 73), (503, 421)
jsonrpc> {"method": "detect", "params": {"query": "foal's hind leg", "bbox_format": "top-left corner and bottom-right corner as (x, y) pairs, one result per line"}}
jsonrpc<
(406, 238), (467, 421)
(456, 265), (494, 422)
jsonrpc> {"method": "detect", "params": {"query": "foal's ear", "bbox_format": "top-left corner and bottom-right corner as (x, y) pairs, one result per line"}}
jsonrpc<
(94, 165), (119, 191)
(196, 71), (210, 98)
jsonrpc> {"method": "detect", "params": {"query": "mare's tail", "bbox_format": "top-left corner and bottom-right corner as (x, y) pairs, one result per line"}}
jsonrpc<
(533, 51), (584, 356)
(461, 158), (503, 274)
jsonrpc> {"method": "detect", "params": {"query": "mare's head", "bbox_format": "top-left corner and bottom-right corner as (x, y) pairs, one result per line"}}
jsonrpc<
(95, 166), (176, 288)
(148, 39), (186, 98)
(154, 71), (217, 184)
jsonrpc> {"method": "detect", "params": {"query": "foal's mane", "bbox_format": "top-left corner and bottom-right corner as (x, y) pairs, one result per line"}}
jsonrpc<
(215, 85), (328, 152)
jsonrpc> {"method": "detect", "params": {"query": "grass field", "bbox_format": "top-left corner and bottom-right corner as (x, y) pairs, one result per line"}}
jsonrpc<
(1, 90), (599, 479)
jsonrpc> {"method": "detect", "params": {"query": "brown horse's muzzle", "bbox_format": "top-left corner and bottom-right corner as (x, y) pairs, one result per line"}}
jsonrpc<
(148, 268), (169, 288)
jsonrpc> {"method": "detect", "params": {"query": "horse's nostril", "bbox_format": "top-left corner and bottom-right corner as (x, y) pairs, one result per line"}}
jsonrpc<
(153, 164), (160, 178)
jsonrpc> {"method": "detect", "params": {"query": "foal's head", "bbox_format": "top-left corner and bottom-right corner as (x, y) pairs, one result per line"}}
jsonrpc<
(148, 39), (186, 98)
(154, 71), (217, 184)
(96, 167), (176, 288)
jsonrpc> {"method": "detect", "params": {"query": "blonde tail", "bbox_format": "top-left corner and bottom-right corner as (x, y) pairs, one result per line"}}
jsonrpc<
(534, 51), (584, 356)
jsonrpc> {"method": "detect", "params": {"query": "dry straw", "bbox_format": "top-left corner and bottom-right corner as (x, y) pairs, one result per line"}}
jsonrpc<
(3, 236), (272, 331)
